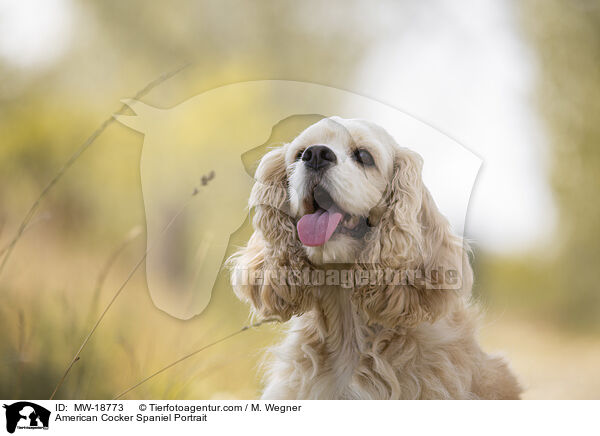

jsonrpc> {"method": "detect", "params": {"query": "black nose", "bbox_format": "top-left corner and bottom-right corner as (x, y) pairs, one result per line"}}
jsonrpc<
(302, 145), (337, 171)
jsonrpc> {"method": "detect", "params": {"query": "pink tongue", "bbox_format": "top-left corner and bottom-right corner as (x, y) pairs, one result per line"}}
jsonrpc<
(297, 209), (343, 247)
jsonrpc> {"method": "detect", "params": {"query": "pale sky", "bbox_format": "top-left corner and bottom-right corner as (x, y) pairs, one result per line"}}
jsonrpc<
(355, 0), (556, 253)
(0, 0), (73, 68)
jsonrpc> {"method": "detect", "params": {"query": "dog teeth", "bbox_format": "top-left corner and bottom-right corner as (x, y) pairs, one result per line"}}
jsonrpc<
(343, 215), (360, 229)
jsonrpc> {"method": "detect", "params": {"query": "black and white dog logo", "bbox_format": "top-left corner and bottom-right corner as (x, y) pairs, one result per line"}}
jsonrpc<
(3, 402), (50, 434)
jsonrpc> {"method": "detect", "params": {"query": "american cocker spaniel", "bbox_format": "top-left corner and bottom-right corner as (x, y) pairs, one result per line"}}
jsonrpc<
(230, 117), (521, 399)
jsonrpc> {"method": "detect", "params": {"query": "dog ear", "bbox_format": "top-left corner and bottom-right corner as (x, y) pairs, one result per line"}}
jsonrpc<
(249, 147), (290, 226)
(229, 146), (314, 321)
(355, 149), (472, 327)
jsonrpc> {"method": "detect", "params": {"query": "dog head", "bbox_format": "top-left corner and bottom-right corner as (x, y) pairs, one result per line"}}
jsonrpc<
(231, 117), (472, 326)
(285, 117), (394, 264)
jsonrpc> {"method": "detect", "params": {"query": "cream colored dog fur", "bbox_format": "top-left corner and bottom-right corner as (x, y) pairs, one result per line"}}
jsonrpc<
(230, 117), (521, 400)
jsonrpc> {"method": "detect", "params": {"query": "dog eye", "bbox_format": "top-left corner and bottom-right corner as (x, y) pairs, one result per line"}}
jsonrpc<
(295, 148), (305, 161)
(353, 149), (375, 167)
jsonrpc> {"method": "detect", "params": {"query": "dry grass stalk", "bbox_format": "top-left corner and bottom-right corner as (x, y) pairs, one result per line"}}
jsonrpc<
(112, 318), (278, 400)
(50, 179), (209, 400)
(0, 63), (191, 279)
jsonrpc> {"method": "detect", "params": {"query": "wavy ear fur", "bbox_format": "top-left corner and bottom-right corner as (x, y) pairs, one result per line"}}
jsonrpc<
(354, 149), (473, 327)
(229, 147), (313, 321)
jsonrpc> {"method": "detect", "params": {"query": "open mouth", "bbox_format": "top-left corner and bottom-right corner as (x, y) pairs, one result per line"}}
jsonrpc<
(296, 185), (368, 247)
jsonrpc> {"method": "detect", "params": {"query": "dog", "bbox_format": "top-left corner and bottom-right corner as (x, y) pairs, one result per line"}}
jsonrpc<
(229, 116), (521, 399)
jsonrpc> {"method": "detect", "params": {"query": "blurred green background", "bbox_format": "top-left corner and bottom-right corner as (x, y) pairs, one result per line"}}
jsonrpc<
(1, 0), (599, 400)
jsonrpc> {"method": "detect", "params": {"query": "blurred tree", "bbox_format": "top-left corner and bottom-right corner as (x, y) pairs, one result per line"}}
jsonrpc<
(521, 0), (600, 327)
